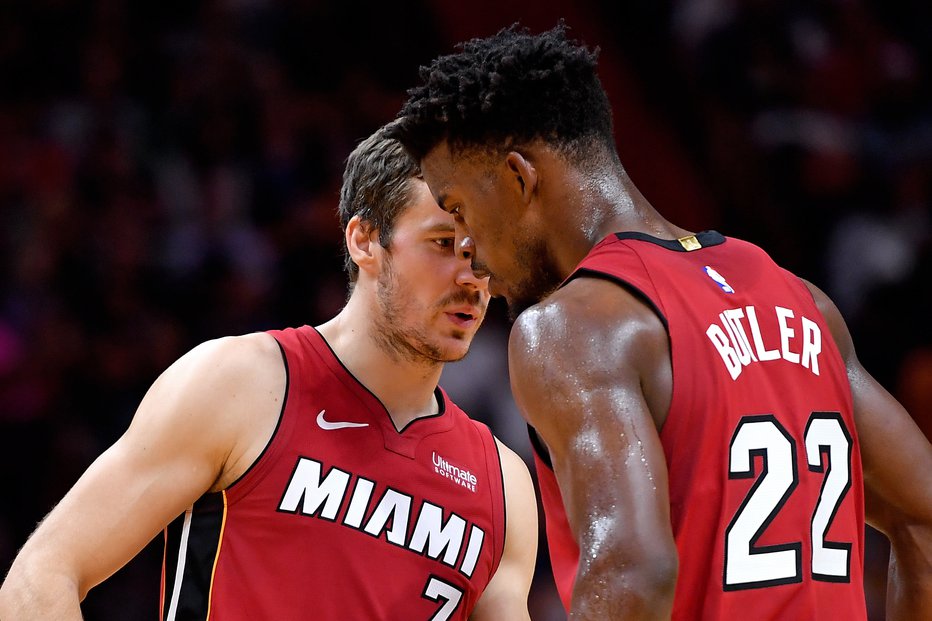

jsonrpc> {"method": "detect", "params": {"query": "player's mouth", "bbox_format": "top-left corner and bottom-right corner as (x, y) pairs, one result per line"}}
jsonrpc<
(445, 307), (479, 328)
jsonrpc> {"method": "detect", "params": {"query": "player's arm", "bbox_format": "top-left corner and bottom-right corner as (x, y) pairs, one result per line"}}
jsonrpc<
(805, 281), (932, 620)
(509, 277), (678, 621)
(469, 439), (537, 621)
(0, 333), (285, 620)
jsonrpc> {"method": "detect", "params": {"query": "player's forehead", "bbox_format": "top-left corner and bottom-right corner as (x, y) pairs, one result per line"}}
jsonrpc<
(420, 141), (458, 185)
(395, 178), (455, 232)
(422, 142), (496, 202)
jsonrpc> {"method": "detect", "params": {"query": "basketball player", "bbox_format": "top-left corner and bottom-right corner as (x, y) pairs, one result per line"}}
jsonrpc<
(0, 125), (538, 620)
(388, 24), (932, 620)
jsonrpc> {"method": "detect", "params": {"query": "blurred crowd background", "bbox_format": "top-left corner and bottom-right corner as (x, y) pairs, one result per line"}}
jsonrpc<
(1, 1), (929, 619)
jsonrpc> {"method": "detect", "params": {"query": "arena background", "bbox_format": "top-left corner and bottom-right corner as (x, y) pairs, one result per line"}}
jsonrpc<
(0, 1), (929, 618)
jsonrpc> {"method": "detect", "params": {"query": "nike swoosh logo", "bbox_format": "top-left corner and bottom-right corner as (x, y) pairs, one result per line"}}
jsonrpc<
(316, 409), (369, 430)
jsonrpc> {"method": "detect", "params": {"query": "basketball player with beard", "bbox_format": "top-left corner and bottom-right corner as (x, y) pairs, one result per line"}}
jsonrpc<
(0, 124), (538, 620)
(389, 23), (932, 621)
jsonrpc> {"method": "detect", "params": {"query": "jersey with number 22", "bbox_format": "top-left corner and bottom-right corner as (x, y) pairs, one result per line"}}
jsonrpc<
(534, 231), (866, 619)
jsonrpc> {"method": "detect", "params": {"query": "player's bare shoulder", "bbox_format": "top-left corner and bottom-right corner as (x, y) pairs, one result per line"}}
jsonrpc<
(508, 275), (672, 428)
(194, 332), (285, 399)
(201, 332), (286, 490)
(510, 276), (667, 367)
(131, 332), (287, 491)
(151, 332), (284, 417)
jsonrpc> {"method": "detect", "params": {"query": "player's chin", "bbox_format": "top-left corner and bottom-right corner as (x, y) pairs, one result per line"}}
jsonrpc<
(437, 335), (474, 362)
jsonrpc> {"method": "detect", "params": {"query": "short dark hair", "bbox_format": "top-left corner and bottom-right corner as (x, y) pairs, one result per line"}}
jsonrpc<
(388, 22), (615, 162)
(338, 122), (420, 283)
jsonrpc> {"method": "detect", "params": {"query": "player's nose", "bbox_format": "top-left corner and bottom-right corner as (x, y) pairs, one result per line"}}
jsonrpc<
(456, 231), (473, 262)
(457, 235), (490, 280)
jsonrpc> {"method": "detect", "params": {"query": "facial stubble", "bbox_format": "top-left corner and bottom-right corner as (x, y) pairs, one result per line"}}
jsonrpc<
(373, 253), (479, 365)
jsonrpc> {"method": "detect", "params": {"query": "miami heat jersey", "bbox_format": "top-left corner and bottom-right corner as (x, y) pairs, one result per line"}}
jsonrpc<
(160, 326), (506, 620)
(533, 231), (866, 619)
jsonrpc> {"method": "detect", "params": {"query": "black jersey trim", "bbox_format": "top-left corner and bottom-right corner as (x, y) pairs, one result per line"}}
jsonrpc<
(613, 230), (726, 251)
(224, 337), (290, 491)
(527, 425), (553, 470)
(162, 493), (226, 620)
(491, 434), (507, 577)
(564, 268), (669, 331)
(312, 326), (447, 434)
(397, 387), (447, 433)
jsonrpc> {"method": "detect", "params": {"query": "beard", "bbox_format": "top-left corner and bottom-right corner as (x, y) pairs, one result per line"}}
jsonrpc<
(372, 254), (484, 365)
(504, 234), (563, 321)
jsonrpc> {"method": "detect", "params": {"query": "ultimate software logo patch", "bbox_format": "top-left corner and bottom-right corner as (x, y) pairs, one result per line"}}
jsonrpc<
(432, 452), (478, 493)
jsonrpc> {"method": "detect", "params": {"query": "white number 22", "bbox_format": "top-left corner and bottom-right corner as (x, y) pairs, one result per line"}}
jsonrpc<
(724, 412), (853, 590)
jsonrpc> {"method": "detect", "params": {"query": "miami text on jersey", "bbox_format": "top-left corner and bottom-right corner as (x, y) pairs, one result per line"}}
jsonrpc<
(706, 304), (822, 380)
(277, 456), (486, 577)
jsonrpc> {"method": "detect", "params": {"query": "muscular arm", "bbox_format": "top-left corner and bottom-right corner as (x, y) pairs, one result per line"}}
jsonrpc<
(806, 281), (932, 619)
(509, 277), (677, 620)
(0, 333), (285, 620)
(470, 440), (537, 621)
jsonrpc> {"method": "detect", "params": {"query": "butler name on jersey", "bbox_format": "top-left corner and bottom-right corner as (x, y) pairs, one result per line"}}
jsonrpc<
(706, 302), (823, 380)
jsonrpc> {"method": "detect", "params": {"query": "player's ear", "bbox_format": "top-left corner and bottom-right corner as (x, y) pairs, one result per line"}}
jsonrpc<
(505, 151), (538, 205)
(345, 215), (380, 274)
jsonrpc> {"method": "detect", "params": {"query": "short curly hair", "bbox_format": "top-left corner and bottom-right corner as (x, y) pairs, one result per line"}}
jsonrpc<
(338, 122), (420, 284)
(388, 22), (615, 163)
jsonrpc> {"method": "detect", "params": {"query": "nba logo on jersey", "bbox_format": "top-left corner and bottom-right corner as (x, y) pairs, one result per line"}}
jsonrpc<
(704, 266), (735, 294)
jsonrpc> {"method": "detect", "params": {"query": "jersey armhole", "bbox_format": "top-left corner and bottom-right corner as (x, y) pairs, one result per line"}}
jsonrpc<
(527, 424), (552, 470)
(481, 425), (508, 581)
(223, 337), (290, 494)
(564, 267), (669, 330)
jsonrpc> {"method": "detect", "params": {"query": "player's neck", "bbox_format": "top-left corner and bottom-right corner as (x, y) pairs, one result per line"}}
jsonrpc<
(548, 168), (692, 277)
(601, 170), (693, 240)
(316, 311), (443, 431)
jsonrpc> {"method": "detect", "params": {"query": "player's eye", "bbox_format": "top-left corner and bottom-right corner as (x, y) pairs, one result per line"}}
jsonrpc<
(435, 237), (454, 249)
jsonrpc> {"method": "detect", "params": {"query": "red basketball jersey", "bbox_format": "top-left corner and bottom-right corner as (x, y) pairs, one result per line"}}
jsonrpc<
(160, 326), (506, 620)
(534, 231), (866, 619)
